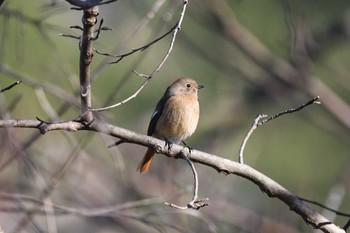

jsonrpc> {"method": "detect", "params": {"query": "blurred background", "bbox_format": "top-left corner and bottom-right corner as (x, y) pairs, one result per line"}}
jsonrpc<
(1, 0), (350, 232)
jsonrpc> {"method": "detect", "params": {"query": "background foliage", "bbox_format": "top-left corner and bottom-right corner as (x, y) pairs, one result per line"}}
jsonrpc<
(0, 0), (350, 232)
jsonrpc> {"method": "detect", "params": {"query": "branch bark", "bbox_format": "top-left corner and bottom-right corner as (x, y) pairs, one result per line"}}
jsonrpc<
(78, 6), (99, 123)
(0, 119), (345, 233)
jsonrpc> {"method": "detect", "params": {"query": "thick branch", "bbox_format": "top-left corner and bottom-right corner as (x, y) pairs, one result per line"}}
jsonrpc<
(79, 6), (99, 122)
(0, 119), (345, 233)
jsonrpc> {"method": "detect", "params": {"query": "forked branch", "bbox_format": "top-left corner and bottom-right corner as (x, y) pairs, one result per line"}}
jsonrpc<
(164, 148), (209, 210)
(86, 0), (190, 114)
(239, 96), (320, 163)
(0, 118), (345, 232)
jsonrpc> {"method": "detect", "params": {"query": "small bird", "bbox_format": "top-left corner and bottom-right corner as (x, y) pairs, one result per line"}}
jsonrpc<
(137, 77), (204, 173)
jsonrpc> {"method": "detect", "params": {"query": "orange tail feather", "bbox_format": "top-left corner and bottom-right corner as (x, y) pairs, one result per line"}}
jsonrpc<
(137, 148), (155, 173)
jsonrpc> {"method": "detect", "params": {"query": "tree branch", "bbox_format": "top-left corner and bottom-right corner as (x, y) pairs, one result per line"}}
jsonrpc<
(134, 0), (189, 79)
(0, 64), (79, 108)
(0, 80), (22, 93)
(0, 191), (162, 217)
(164, 149), (209, 210)
(97, 23), (178, 64)
(79, 6), (99, 122)
(239, 97), (320, 163)
(0, 119), (345, 233)
(84, 0), (190, 114)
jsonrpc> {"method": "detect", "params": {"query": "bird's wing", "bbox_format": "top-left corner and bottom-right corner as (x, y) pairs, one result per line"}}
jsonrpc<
(147, 95), (167, 136)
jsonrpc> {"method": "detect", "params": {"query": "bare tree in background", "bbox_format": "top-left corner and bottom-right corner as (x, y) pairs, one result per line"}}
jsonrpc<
(0, 0), (350, 232)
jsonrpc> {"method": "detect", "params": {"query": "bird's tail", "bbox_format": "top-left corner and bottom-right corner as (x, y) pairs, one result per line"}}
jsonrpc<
(137, 148), (155, 173)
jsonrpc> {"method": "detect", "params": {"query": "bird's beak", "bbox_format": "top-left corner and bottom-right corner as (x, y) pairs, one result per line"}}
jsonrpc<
(197, 84), (204, 89)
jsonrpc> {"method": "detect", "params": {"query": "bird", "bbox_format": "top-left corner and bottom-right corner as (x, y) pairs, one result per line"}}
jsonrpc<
(137, 77), (204, 173)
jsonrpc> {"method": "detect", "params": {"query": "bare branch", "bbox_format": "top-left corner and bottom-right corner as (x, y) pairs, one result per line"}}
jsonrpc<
(0, 191), (162, 216)
(88, 77), (151, 112)
(70, 25), (83, 30)
(165, 149), (209, 210)
(299, 197), (350, 218)
(239, 114), (267, 164)
(88, 0), (189, 114)
(0, 64), (80, 108)
(88, 0), (167, 84)
(34, 87), (60, 121)
(100, 23), (178, 64)
(11, 142), (83, 233)
(0, 119), (346, 232)
(58, 33), (80, 40)
(134, 0), (189, 79)
(78, 6), (99, 122)
(91, 18), (110, 41)
(258, 96), (321, 126)
(239, 97), (320, 164)
(0, 80), (22, 93)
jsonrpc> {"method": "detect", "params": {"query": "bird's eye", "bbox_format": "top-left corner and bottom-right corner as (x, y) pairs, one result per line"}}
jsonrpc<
(186, 83), (192, 88)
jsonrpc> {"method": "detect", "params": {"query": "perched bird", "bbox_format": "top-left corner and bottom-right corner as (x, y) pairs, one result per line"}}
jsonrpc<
(137, 77), (203, 173)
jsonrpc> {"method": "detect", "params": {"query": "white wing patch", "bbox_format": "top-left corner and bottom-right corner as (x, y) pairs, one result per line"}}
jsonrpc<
(151, 110), (159, 120)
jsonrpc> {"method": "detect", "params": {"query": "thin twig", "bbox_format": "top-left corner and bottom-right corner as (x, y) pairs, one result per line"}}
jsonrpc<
(134, 0), (189, 79)
(98, 23), (178, 64)
(238, 97), (320, 163)
(89, 0), (167, 82)
(70, 25), (83, 30)
(34, 87), (60, 121)
(0, 64), (79, 107)
(88, 77), (151, 113)
(298, 196), (350, 218)
(0, 80), (22, 93)
(239, 114), (267, 164)
(87, 0), (189, 114)
(91, 18), (108, 41)
(164, 148), (209, 210)
(0, 191), (162, 216)
(58, 33), (80, 40)
(10, 139), (87, 233)
(258, 96), (321, 126)
(107, 139), (128, 148)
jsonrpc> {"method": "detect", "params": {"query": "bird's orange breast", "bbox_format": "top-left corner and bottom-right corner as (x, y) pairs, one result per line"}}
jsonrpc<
(154, 95), (199, 143)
